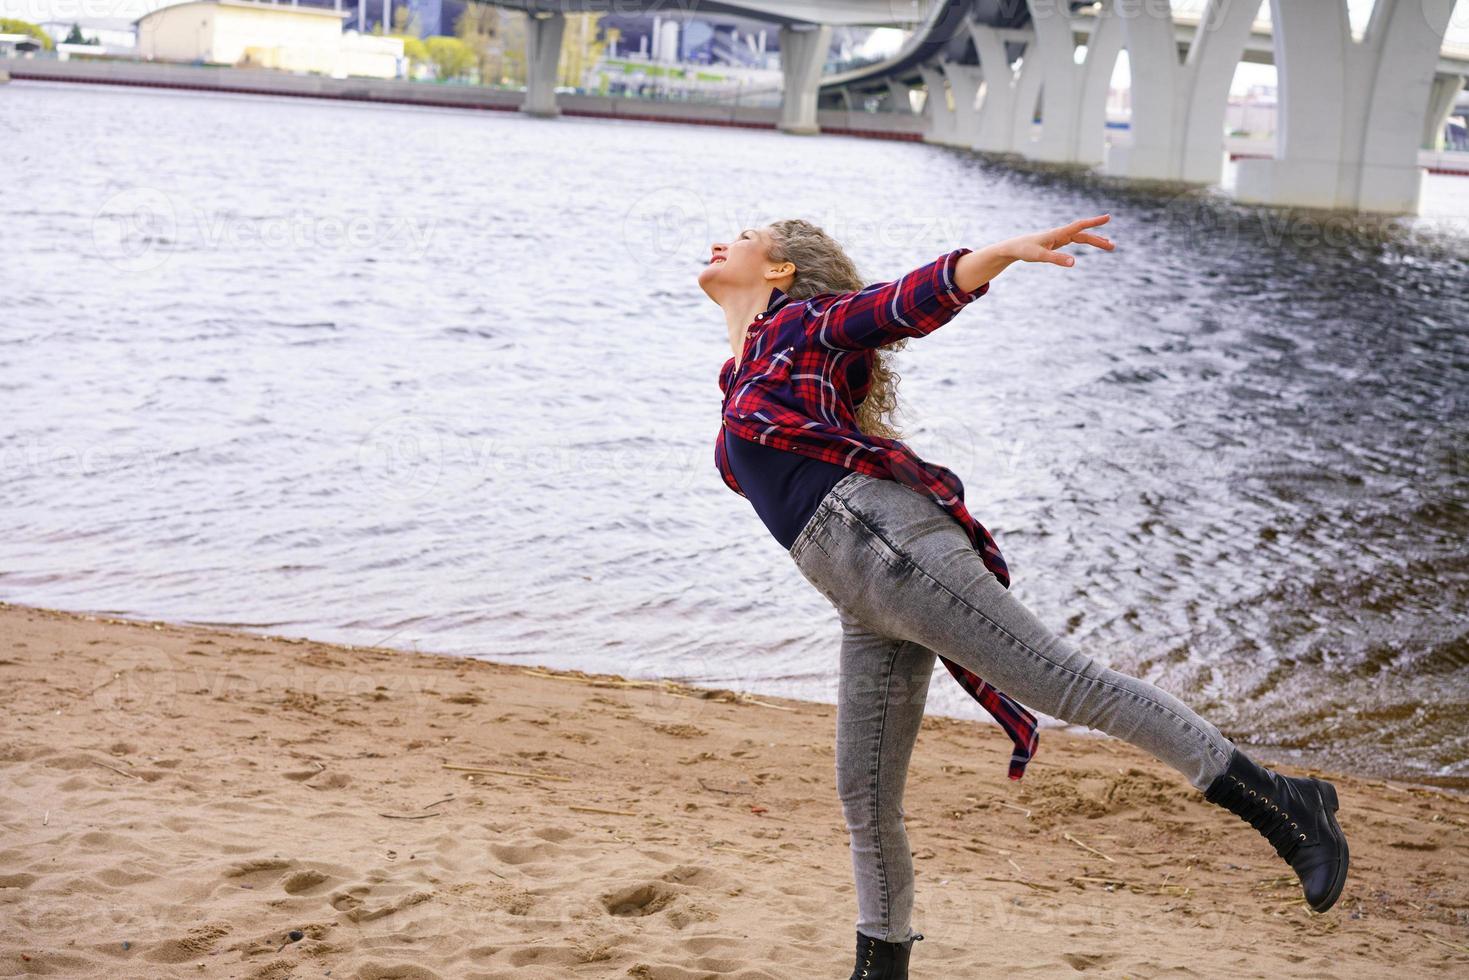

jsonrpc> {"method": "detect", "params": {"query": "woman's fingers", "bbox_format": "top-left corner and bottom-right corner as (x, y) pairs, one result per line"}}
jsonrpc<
(1053, 215), (1110, 243)
(1020, 214), (1114, 265)
(1073, 232), (1114, 250)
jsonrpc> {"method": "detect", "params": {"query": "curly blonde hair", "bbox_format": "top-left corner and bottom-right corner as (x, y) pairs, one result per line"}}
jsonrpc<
(765, 219), (906, 441)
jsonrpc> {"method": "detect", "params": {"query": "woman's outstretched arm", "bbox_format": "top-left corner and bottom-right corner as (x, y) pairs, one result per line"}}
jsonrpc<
(802, 213), (1115, 352)
(954, 212), (1115, 292)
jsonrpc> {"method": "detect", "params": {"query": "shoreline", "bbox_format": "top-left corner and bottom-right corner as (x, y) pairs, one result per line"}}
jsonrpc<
(12, 598), (1463, 795)
(8, 59), (1469, 179)
(3, 601), (1467, 977)
(0, 60), (926, 142)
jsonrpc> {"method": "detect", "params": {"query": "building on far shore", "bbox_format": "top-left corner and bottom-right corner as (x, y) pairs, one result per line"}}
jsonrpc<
(136, 0), (403, 79)
(0, 32), (44, 57)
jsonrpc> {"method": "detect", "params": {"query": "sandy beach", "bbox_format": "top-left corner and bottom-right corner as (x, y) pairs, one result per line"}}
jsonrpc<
(1, 601), (1466, 978)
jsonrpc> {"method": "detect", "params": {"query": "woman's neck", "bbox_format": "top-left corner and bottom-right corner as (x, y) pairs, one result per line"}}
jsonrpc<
(722, 288), (773, 367)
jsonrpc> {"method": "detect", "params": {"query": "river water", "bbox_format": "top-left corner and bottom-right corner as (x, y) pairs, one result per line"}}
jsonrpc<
(3, 81), (1466, 787)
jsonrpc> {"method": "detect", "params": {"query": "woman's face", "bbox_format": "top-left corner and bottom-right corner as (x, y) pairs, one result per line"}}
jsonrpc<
(699, 225), (775, 298)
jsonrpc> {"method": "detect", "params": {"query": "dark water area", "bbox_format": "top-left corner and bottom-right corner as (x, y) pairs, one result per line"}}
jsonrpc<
(2, 82), (1465, 787)
(963, 159), (1469, 786)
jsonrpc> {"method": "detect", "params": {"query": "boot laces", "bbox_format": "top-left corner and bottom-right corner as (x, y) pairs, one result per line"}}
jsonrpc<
(1217, 775), (1307, 862)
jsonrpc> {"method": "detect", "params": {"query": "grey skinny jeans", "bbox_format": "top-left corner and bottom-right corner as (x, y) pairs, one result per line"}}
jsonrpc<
(788, 471), (1233, 944)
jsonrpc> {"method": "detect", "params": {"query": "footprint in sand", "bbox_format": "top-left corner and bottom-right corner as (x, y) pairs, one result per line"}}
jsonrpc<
(353, 964), (443, 980)
(531, 825), (577, 843)
(222, 857), (352, 899)
(1062, 951), (1119, 971)
(224, 857), (295, 879)
(142, 922), (232, 964)
(281, 868), (333, 894)
(505, 943), (586, 969)
(601, 881), (679, 917)
(329, 883), (434, 923)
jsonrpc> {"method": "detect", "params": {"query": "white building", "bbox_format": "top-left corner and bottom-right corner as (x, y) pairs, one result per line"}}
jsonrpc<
(136, 0), (402, 79)
(651, 15), (679, 63)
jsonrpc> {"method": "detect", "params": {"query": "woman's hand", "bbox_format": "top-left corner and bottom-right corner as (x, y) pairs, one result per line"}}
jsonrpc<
(953, 213), (1115, 292)
(1005, 213), (1115, 267)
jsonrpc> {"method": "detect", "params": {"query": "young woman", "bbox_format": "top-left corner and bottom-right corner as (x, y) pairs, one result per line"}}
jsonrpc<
(699, 216), (1350, 980)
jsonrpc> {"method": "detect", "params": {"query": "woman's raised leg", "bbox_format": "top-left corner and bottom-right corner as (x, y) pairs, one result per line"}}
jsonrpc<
(793, 474), (1346, 916)
(810, 479), (1235, 792)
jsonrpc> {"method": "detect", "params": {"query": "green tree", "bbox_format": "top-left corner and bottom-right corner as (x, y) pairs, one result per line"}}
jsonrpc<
(398, 35), (429, 75)
(424, 35), (474, 82)
(496, 12), (525, 86)
(453, 2), (498, 86)
(558, 13), (603, 90)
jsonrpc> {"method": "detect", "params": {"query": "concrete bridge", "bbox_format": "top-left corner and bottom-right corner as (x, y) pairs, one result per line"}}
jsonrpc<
(498, 0), (1468, 215)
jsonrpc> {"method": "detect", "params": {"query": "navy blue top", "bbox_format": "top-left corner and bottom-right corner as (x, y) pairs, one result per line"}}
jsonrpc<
(723, 427), (852, 550)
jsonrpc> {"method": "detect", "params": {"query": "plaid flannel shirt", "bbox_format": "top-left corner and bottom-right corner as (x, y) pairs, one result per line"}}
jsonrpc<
(715, 247), (1039, 780)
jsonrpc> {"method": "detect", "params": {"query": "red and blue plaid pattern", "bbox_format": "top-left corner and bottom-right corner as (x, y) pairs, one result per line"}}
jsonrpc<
(716, 247), (1039, 779)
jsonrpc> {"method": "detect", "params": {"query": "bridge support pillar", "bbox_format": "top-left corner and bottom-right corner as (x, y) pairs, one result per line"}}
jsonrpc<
(778, 24), (832, 134)
(918, 63), (957, 145)
(1423, 72), (1464, 149)
(942, 62), (984, 146)
(1101, 0), (1260, 185)
(886, 77), (916, 113)
(1017, 0), (1121, 167)
(520, 12), (565, 119)
(1235, 0), (1454, 215)
(966, 22), (1035, 155)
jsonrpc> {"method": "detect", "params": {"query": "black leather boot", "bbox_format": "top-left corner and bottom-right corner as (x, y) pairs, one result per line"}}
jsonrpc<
(848, 930), (921, 980)
(1203, 747), (1349, 912)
